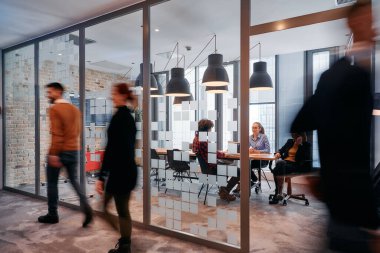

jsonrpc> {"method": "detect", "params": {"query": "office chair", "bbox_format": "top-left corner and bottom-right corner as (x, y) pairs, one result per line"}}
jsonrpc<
(268, 160), (313, 206)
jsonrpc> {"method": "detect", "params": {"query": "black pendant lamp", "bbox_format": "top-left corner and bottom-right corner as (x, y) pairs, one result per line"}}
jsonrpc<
(373, 93), (380, 116)
(151, 74), (164, 97)
(202, 35), (229, 87)
(166, 67), (191, 97)
(249, 42), (273, 90)
(173, 94), (194, 106)
(165, 43), (191, 97)
(205, 85), (228, 94)
(202, 54), (229, 87)
(135, 63), (158, 90)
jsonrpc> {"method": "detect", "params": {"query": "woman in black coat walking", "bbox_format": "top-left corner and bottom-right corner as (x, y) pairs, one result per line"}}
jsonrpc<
(96, 83), (138, 253)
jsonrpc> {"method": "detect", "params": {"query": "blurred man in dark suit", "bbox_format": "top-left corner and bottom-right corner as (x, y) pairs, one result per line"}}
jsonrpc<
(291, 2), (379, 252)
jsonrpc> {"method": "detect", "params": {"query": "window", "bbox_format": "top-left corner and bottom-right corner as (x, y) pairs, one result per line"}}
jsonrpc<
(249, 56), (276, 152)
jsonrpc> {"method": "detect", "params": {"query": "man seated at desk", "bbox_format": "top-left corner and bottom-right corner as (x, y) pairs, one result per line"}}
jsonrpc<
(192, 119), (236, 202)
(269, 132), (311, 204)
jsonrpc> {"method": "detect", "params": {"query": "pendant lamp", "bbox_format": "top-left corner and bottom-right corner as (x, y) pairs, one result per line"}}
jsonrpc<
(205, 85), (228, 94)
(166, 67), (191, 97)
(202, 54), (229, 87)
(135, 63), (158, 90)
(373, 93), (380, 116)
(202, 35), (229, 87)
(249, 42), (273, 90)
(173, 94), (194, 106)
(165, 43), (191, 97)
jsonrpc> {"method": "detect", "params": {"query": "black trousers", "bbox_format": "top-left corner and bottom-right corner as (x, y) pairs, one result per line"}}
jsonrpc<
(46, 151), (91, 215)
(103, 192), (132, 241)
(271, 160), (306, 195)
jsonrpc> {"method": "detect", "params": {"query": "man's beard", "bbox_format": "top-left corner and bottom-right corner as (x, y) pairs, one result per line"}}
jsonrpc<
(49, 98), (55, 104)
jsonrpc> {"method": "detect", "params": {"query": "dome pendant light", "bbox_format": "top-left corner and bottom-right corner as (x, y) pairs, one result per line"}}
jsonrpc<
(205, 85), (228, 94)
(135, 63), (158, 90)
(166, 68), (191, 97)
(250, 42), (273, 90)
(202, 35), (229, 87)
(165, 42), (191, 97)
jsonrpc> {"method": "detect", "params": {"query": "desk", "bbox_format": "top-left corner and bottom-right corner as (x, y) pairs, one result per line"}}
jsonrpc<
(155, 148), (196, 157)
(155, 148), (276, 193)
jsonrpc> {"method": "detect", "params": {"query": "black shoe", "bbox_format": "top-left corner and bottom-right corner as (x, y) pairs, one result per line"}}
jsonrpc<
(38, 213), (59, 224)
(82, 211), (93, 228)
(108, 238), (131, 253)
(269, 195), (283, 205)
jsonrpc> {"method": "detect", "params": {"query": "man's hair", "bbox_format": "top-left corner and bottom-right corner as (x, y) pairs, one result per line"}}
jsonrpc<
(198, 119), (214, 132)
(46, 82), (65, 93)
(347, 1), (371, 20)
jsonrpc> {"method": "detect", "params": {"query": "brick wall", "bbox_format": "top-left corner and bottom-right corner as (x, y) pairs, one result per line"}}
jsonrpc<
(5, 58), (131, 187)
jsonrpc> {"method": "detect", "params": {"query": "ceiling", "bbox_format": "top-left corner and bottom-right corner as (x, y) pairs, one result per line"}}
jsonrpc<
(0, 0), (141, 49)
(2, 0), (379, 79)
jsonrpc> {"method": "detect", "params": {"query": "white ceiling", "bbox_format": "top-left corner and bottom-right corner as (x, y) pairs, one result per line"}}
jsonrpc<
(0, 0), (141, 49)
(3, 0), (379, 79)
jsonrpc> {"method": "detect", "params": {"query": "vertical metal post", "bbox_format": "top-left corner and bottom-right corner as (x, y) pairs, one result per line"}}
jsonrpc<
(195, 66), (199, 121)
(233, 61), (239, 142)
(79, 28), (86, 195)
(275, 55), (279, 151)
(1, 51), (4, 189)
(240, 0), (250, 252)
(35, 42), (41, 195)
(216, 93), (223, 150)
(142, 1), (151, 225)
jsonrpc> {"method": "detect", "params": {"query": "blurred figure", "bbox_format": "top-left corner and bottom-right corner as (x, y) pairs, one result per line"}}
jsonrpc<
(291, 2), (379, 252)
(192, 119), (236, 201)
(38, 82), (93, 227)
(269, 132), (311, 204)
(96, 83), (138, 253)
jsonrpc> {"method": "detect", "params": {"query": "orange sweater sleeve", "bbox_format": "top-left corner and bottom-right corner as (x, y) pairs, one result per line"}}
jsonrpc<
(48, 107), (64, 155)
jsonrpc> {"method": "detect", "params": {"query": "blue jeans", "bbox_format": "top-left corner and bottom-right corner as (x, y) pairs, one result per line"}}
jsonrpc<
(47, 151), (91, 215)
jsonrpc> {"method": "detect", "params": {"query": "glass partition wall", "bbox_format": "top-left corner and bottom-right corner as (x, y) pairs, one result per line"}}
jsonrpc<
(38, 32), (80, 205)
(3, 45), (35, 194)
(84, 10), (144, 222)
(3, 0), (376, 252)
(149, 0), (241, 247)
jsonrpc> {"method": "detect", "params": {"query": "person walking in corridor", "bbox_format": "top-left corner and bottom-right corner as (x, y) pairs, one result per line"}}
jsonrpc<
(96, 83), (138, 253)
(291, 2), (379, 252)
(38, 82), (93, 227)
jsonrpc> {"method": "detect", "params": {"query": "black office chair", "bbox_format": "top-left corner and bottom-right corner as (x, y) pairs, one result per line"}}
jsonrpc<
(268, 160), (313, 206)
(196, 153), (218, 205)
(165, 149), (193, 193)
(151, 149), (165, 191)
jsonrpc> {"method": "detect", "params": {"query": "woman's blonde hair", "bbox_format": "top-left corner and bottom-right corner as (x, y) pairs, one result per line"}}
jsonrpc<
(252, 122), (265, 134)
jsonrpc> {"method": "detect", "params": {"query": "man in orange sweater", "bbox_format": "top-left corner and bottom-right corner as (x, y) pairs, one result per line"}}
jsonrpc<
(38, 82), (92, 227)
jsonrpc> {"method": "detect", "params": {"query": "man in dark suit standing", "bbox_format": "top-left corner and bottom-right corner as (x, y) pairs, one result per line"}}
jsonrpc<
(291, 2), (379, 252)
